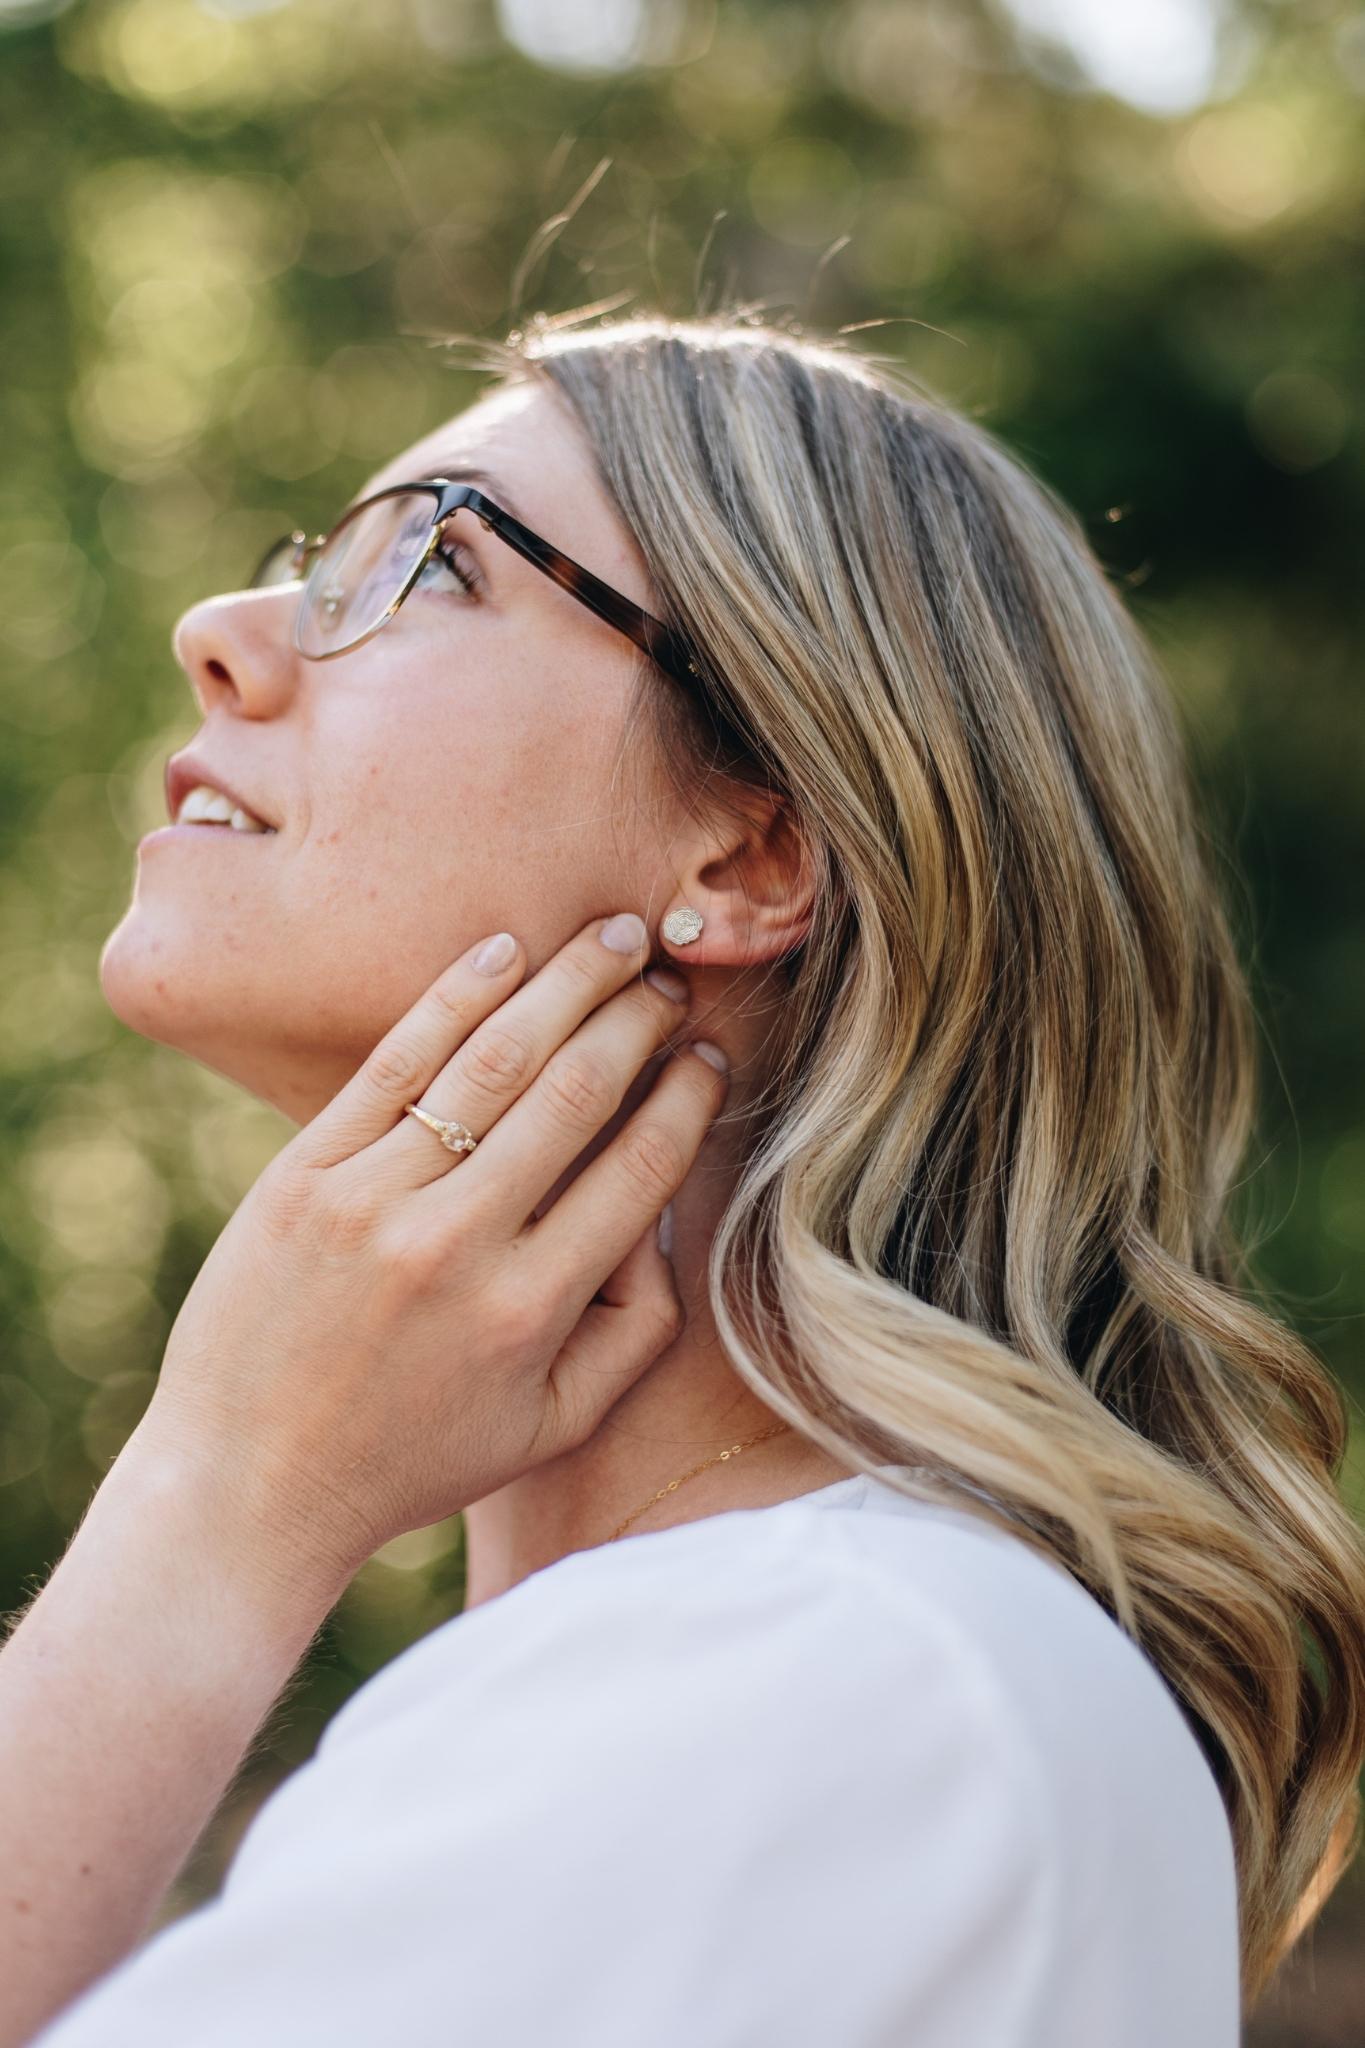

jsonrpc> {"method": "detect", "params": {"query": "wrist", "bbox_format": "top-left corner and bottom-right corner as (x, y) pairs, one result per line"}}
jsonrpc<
(113, 1409), (364, 1645)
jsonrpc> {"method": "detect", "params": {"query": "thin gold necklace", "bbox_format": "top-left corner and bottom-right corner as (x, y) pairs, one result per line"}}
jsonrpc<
(606, 1423), (793, 1542)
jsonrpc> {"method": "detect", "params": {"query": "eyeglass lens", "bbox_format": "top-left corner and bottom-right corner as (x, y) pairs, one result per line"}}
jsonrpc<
(298, 492), (439, 656)
(248, 492), (440, 657)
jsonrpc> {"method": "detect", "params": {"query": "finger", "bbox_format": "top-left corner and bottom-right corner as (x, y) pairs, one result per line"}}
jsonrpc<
(422, 961), (693, 1225)
(381, 911), (677, 1189)
(541, 1214), (685, 1455)
(523, 1042), (729, 1306)
(290, 929), (526, 1169)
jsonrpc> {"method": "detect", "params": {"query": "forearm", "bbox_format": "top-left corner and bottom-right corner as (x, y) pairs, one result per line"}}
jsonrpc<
(0, 1419), (354, 2048)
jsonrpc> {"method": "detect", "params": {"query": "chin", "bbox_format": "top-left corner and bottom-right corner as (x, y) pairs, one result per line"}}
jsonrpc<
(97, 911), (329, 1124)
(99, 908), (201, 1049)
(98, 914), (244, 1085)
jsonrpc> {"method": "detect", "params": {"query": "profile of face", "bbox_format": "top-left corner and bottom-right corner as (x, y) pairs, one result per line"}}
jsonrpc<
(100, 378), (740, 1130)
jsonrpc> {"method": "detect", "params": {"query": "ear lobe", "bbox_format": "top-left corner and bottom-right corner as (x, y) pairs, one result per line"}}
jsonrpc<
(659, 795), (818, 970)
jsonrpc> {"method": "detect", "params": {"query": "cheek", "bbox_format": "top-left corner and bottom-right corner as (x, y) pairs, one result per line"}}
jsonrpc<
(297, 685), (596, 945)
(318, 704), (535, 893)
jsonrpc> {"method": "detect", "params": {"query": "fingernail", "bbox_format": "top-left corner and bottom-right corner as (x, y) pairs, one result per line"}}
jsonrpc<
(691, 1039), (729, 1075)
(471, 931), (517, 975)
(599, 912), (648, 954)
(657, 1200), (674, 1257)
(645, 965), (689, 1005)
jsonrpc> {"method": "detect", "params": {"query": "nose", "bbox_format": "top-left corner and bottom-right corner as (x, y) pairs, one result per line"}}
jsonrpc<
(171, 588), (301, 720)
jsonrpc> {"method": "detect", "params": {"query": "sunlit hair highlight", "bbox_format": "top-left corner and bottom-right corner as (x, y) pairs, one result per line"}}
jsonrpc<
(445, 305), (1365, 2015)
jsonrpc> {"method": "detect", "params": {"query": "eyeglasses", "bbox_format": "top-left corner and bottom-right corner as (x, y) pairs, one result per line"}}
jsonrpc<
(246, 478), (700, 688)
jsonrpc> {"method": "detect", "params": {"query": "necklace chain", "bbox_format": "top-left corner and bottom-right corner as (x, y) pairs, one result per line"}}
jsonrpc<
(606, 1423), (793, 1543)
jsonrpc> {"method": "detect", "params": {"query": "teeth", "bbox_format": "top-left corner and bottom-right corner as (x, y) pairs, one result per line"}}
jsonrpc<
(179, 787), (234, 825)
(177, 783), (272, 833)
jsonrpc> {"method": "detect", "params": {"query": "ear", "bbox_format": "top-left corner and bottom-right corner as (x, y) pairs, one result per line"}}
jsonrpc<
(656, 791), (819, 970)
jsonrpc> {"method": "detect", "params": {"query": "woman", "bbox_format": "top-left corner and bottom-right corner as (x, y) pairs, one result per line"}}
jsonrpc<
(4, 309), (1362, 2046)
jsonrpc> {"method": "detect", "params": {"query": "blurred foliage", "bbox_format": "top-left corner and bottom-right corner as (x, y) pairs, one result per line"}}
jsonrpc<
(0, 0), (1362, 2019)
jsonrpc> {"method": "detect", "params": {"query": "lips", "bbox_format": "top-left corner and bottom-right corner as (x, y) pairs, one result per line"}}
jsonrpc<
(165, 753), (277, 831)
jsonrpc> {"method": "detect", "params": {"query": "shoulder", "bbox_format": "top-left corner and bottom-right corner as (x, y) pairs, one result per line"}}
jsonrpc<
(315, 1486), (1088, 1915)
(305, 1483), (1067, 1868)
(410, 1484), (1239, 1982)
(325, 1480), (1076, 1780)
(281, 1491), (1068, 2043)
(492, 1487), (1236, 2043)
(170, 1485), (1237, 2048)
(324, 1480), (1218, 1845)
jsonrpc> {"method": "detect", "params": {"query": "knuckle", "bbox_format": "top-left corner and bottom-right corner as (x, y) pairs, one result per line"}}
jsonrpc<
(376, 1223), (450, 1295)
(362, 1036), (428, 1100)
(621, 983), (672, 1033)
(488, 1285), (546, 1358)
(618, 1119), (685, 1199)
(558, 941), (610, 992)
(542, 1048), (615, 1127)
(458, 1023), (537, 1100)
(427, 976), (474, 1033)
(254, 1163), (318, 1236)
(320, 1183), (381, 1251)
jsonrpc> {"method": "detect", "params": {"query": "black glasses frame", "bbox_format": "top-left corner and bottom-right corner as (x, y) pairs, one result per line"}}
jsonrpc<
(247, 479), (700, 688)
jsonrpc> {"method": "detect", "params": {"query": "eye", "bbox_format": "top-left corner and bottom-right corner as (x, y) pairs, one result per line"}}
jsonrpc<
(416, 538), (482, 600)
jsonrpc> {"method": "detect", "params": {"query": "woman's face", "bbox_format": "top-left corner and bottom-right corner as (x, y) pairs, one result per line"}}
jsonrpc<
(99, 378), (686, 1123)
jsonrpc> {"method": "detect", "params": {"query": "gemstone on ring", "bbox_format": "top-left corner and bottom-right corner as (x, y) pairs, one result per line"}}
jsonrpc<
(403, 1103), (479, 1155)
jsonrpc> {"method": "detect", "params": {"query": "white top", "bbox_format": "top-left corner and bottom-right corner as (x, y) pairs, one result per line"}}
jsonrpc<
(32, 1467), (1241, 2047)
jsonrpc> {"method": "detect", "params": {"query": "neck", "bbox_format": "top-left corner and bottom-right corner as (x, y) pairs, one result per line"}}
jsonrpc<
(459, 1051), (855, 1610)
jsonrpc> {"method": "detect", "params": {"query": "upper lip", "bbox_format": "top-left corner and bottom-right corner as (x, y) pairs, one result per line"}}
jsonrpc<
(165, 753), (277, 830)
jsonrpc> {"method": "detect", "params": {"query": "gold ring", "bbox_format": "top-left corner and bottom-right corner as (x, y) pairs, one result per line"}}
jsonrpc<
(403, 1103), (479, 1156)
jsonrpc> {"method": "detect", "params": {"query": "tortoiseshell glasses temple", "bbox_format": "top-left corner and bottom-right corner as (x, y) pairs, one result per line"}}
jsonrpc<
(247, 478), (701, 688)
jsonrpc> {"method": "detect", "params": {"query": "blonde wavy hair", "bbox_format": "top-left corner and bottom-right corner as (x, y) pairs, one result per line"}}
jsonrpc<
(446, 305), (1365, 2013)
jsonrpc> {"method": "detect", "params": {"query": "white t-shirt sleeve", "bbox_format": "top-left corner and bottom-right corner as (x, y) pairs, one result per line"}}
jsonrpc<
(29, 1512), (1055, 2048)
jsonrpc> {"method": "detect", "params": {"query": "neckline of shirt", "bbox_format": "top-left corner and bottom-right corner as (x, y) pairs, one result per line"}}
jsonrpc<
(789, 1466), (894, 1509)
(692, 1460), (1021, 1536)
(670, 1461), (943, 1526)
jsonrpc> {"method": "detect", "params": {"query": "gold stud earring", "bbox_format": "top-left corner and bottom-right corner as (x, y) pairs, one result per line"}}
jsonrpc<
(662, 907), (703, 946)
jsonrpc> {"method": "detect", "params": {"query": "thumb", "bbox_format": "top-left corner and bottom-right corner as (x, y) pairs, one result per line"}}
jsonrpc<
(545, 1204), (684, 1449)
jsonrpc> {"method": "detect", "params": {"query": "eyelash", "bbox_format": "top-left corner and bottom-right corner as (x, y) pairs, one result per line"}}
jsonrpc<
(419, 538), (482, 599)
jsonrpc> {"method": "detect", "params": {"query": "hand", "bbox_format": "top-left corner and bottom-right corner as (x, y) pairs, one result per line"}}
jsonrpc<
(140, 913), (728, 1582)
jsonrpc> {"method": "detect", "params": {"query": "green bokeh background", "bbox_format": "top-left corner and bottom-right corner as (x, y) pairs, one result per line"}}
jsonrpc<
(1, 0), (1361, 2035)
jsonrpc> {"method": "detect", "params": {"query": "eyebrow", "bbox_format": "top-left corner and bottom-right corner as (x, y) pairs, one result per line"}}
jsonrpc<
(342, 465), (532, 531)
